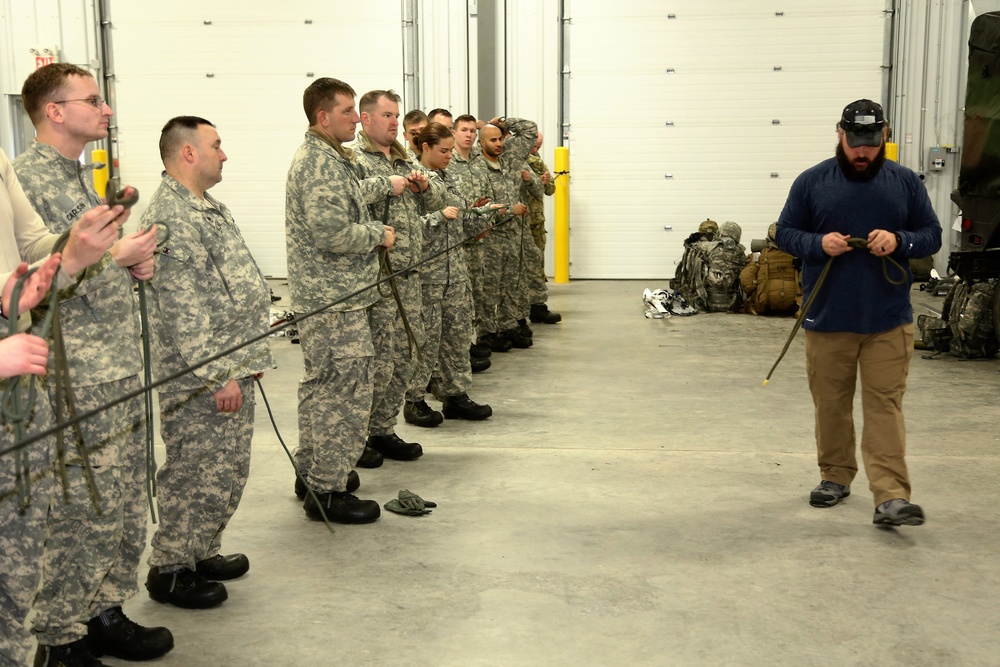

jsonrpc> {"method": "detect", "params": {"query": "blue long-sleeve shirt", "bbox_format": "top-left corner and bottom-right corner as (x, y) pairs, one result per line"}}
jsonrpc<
(774, 157), (942, 334)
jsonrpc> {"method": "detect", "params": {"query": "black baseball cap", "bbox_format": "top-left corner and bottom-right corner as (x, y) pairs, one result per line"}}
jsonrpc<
(839, 99), (885, 147)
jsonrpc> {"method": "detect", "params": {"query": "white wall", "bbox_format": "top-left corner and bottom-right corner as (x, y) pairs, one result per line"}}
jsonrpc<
(2, 1), (999, 278)
(109, 1), (404, 277)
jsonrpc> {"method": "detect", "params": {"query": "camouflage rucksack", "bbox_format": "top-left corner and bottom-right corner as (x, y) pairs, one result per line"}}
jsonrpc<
(672, 219), (720, 311)
(703, 222), (748, 313)
(948, 279), (999, 358)
(740, 245), (799, 315)
(915, 313), (952, 352)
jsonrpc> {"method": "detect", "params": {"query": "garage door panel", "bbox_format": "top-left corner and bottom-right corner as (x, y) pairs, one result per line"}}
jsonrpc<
(567, 0), (884, 278)
(111, 1), (403, 277)
(564, 0), (887, 21)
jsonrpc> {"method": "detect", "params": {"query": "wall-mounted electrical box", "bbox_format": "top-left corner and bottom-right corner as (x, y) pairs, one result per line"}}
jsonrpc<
(928, 146), (946, 171)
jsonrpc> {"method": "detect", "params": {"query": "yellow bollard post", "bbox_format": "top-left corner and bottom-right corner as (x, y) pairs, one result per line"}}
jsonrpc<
(92, 148), (110, 199)
(553, 146), (570, 283)
(885, 142), (899, 163)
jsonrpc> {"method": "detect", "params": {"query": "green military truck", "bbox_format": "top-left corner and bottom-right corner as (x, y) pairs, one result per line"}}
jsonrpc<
(952, 11), (1000, 280)
(949, 10), (1000, 341)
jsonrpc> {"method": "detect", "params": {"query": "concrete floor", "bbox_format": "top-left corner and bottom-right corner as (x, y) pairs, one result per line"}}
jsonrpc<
(114, 280), (1000, 667)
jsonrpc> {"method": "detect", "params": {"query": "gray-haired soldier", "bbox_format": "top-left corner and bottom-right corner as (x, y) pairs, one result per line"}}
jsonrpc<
(140, 117), (274, 610)
(286, 78), (396, 525)
(13, 62), (171, 665)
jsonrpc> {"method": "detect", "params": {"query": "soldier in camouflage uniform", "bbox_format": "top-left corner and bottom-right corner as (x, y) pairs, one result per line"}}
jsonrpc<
(139, 117), (274, 611)
(477, 117), (538, 348)
(14, 63), (173, 665)
(427, 108), (453, 130)
(401, 109), (428, 163)
(286, 78), (395, 525)
(403, 123), (492, 425)
(524, 133), (562, 325)
(352, 90), (444, 454)
(1, 146), (125, 667)
(449, 115), (504, 356)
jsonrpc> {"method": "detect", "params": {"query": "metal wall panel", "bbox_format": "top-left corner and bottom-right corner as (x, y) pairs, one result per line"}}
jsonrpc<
(564, 1), (886, 279)
(111, 1), (404, 277)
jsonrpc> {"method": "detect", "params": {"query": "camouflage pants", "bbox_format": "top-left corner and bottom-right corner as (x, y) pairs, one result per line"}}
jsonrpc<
(464, 241), (490, 339)
(294, 308), (377, 493)
(530, 219), (546, 252)
(32, 377), (146, 646)
(148, 377), (254, 570)
(0, 391), (52, 667)
(482, 226), (518, 333)
(369, 274), (422, 436)
(407, 280), (474, 401)
(522, 219), (547, 307)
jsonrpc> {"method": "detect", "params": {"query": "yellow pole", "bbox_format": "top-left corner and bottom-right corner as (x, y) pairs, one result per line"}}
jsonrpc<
(553, 146), (570, 283)
(92, 148), (110, 199)
(885, 142), (899, 163)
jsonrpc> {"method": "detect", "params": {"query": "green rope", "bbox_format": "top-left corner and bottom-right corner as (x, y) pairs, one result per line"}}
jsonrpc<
(136, 221), (170, 523)
(763, 237), (908, 385)
(254, 377), (335, 535)
(0, 207), (519, 506)
(0, 230), (104, 513)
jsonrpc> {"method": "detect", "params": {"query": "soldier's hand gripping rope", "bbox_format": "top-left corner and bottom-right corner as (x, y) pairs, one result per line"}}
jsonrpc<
(0, 206), (521, 513)
(1, 191), (138, 514)
(763, 237), (908, 385)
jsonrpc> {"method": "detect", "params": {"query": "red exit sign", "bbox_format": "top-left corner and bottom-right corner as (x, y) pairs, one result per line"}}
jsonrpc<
(35, 55), (55, 69)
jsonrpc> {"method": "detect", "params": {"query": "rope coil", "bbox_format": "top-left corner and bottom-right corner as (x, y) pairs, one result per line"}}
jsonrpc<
(763, 237), (909, 385)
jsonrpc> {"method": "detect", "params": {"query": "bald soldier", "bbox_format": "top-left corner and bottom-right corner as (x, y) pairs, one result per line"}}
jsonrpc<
(476, 118), (537, 349)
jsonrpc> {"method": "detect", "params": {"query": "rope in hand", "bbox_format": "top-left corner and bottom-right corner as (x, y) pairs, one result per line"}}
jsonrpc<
(763, 237), (908, 385)
(375, 197), (419, 359)
(135, 219), (170, 523)
(0, 199), (519, 509)
(283, 198), (512, 515)
(0, 230), (106, 514)
(0, 184), (142, 515)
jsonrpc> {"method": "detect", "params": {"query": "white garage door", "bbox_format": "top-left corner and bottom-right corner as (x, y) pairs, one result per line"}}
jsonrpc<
(110, 2), (404, 277)
(565, 1), (886, 279)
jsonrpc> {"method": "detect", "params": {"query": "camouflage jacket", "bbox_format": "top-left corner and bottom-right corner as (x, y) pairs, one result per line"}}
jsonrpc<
(525, 153), (555, 230)
(286, 131), (386, 313)
(0, 149), (69, 333)
(140, 174), (273, 393)
(13, 142), (142, 384)
(477, 117), (538, 236)
(448, 151), (493, 246)
(352, 130), (445, 274)
(420, 168), (491, 286)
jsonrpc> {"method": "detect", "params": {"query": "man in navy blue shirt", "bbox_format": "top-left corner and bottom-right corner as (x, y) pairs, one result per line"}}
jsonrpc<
(775, 99), (942, 527)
